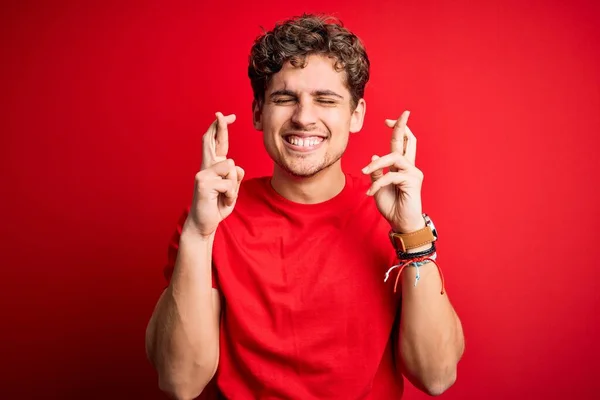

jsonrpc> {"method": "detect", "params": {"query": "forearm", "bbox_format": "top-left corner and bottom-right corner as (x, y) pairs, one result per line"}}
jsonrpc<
(146, 226), (220, 399)
(398, 259), (464, 395)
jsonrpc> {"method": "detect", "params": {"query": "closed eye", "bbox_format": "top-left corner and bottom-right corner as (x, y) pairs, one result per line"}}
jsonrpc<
(317, 98), (337, 105)
(272, 97), (296, 104)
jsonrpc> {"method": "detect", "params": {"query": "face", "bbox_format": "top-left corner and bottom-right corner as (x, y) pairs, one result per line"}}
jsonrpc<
(253, 54), (366, 178)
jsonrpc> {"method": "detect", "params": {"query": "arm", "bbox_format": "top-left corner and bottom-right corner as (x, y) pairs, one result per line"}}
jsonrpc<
(145, 111), (243, 399)
(397, 248), (464, 396)
(362, 111), (464, 395)
(145, 228), (220, 400)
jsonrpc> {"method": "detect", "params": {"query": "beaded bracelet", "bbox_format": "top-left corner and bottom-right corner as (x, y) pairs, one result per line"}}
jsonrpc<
(384, 252), (445, 295)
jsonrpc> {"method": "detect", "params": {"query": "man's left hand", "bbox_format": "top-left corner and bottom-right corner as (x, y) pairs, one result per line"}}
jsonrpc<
(362, 110), (425, 233)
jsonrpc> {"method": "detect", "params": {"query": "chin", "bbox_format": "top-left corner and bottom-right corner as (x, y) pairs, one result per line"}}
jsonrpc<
(279, 162), (323, 178)
(277, 154), (342, 179)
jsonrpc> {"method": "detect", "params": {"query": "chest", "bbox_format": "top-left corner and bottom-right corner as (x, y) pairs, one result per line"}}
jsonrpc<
(214, 208), (399, 326)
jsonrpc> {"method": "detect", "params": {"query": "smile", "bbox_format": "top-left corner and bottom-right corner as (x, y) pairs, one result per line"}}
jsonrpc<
(284, 135), (325, 152)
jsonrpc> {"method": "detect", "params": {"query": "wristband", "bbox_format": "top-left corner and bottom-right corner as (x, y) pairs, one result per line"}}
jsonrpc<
(384, 253), (445, 295)
(396, 243), (436, 260)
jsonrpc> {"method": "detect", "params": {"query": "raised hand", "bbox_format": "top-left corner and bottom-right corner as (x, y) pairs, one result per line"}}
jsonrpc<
(362, 110), (425, 233)
(185, 112), (245, 238)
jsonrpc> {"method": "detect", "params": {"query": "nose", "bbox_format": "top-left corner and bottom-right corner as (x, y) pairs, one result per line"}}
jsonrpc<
(291, 97), (318, 128)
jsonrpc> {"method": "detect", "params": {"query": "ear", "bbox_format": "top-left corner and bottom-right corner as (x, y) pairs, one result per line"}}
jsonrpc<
(252, 99), (263, 131)
(349, 98), (366, 133)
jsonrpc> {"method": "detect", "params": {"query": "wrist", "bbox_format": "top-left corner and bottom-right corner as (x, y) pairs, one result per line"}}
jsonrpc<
(182, 219), (216, 243)
(389, 213), (438, 255)
(405, 243), (434, 254)
(391, 217), (426, 235)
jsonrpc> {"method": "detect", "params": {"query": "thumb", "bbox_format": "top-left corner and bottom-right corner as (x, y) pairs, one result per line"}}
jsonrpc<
(369, 155), (383, 183)
(236, 166), (245, 184)
(235, 166), (245, 193)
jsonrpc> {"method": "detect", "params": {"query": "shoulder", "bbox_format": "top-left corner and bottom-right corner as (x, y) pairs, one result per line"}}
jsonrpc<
(225, 175), (276, 220)
(235, 175), (271, 206)
(346, 172), (372, 193)
(238, 175), (270, 195)
(343, 172), (376, 207)
(343, 172), (390, 224)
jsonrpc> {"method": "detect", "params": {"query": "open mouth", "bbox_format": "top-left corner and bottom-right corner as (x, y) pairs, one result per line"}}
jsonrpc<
(284, 135), (325, 148)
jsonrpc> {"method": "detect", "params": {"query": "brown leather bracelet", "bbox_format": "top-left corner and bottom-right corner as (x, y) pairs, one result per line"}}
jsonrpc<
(389, 225), (436, 253)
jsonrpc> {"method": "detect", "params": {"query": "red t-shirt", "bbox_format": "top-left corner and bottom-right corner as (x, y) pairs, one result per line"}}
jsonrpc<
(164, 173), (405, 399)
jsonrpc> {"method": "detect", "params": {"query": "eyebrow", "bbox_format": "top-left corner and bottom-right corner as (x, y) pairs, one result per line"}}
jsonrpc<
(269, 89), (344, 99)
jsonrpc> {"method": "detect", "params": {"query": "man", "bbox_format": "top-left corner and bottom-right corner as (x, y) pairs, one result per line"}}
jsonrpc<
(146, 13), (464, 400)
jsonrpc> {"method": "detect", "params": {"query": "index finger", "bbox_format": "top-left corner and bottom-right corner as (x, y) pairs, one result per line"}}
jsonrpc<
(404, 125), (417, 165)
(201, 112), (236, 170)
(215, 112), (236, 159)
(385, 110), (410, 154)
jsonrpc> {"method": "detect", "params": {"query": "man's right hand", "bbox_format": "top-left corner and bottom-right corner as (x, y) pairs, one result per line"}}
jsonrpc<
(185, 112), (245, 238)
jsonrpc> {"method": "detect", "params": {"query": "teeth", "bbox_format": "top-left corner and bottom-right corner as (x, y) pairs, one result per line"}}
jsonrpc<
(287, 136), (323, 147)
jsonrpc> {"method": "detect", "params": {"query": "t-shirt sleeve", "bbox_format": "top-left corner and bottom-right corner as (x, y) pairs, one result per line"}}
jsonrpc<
(163, 207), (219, 290)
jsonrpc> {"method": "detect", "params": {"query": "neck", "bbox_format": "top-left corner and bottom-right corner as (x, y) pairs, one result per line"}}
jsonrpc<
(270, 161), (346, 204)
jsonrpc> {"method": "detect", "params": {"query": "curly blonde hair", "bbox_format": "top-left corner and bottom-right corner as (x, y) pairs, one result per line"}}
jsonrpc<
(248, 13), (370, 109)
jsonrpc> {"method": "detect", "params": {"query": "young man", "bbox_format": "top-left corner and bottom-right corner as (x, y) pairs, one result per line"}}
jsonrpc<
(146, 14), (464, 400)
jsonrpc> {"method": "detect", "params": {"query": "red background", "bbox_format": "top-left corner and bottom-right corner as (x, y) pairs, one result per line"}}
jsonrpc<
(2, 0), (599, 399)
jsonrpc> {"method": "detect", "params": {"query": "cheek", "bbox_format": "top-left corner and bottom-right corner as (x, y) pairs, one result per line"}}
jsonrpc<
(261, 113), (285, 149)
(262, 107), (287, 132)
(323, 110), (352, 134)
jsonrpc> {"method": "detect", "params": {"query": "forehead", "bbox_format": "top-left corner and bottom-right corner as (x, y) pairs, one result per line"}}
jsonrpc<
(266, 54), (348, 95)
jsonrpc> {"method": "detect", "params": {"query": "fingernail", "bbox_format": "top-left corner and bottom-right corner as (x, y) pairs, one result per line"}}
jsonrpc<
(362, 167), (369, 173)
